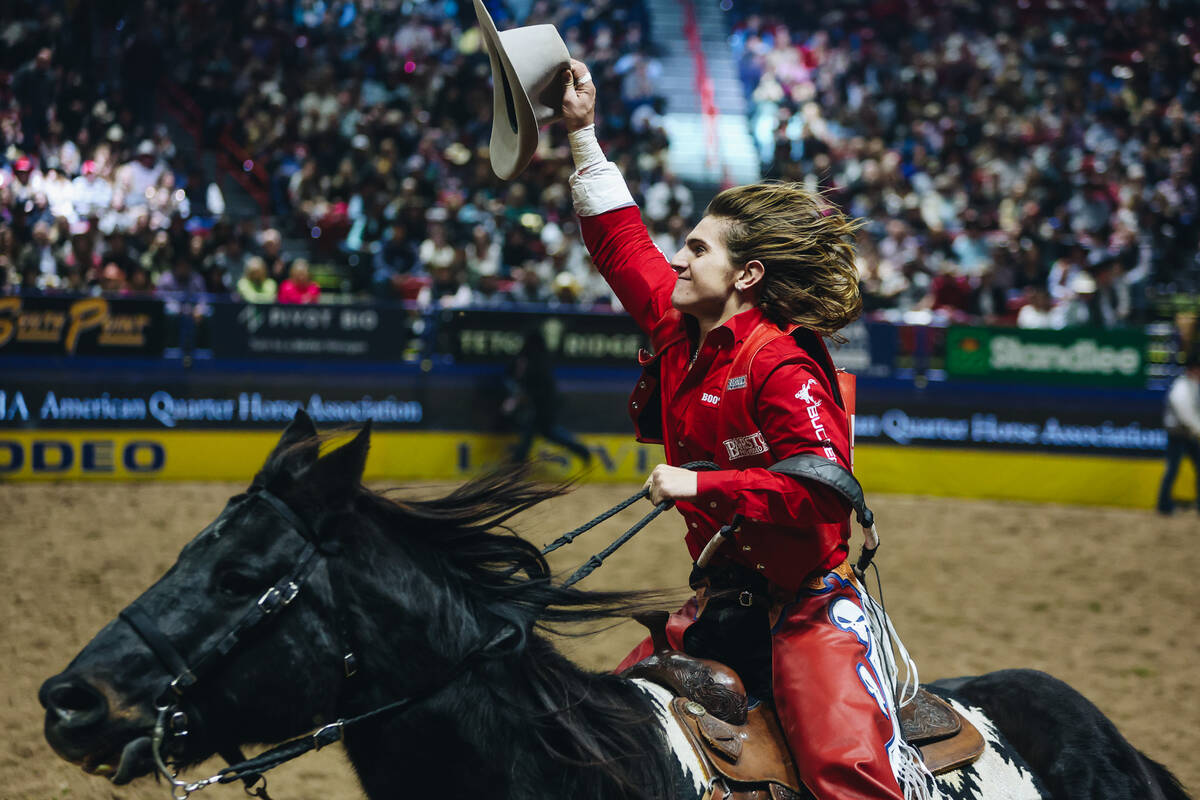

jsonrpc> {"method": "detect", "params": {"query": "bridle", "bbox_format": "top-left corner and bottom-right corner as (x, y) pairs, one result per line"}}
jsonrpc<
(118, 486), (512, 800)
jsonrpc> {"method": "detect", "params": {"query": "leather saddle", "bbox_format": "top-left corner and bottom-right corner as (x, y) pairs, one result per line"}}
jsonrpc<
(622, 612), (984, 800)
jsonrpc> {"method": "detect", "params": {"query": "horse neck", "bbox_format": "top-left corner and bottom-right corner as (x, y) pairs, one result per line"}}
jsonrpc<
(338, 637), (684, 799)
(331, 578), (681, 799)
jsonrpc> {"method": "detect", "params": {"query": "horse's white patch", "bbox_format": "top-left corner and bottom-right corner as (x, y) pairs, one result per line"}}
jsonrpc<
(631, 679), (709, 799)
(934, 699), (1043, 800)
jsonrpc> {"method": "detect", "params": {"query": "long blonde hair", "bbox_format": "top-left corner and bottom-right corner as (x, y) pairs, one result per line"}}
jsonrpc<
(707, 182), (862, 339)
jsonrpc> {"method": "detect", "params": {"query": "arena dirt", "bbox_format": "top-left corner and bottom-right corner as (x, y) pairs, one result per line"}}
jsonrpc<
(4, 480), (1197, 799)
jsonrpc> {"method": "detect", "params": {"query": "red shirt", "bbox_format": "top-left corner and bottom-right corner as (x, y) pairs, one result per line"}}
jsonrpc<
(277, 280), (320, 304)
(581, 206), (852, 589)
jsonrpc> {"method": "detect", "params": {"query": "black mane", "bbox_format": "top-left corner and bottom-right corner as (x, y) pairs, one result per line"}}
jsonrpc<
(264, 442), (680, 799)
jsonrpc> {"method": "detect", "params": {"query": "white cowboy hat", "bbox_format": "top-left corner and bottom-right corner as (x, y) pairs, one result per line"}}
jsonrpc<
(473, 0), (571, 180)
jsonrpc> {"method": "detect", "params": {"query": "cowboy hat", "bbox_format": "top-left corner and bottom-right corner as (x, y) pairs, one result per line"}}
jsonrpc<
(474, 0), (571, 180)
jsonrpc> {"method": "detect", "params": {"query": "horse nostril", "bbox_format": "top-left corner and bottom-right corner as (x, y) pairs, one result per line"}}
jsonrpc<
(43, 678), (109, 730)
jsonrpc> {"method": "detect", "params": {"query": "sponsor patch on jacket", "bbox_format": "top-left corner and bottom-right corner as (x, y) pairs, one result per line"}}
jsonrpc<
(726, 375), (748, 390)
(794, 378), (821, 406)
(723, 431), (768, 461)
(700, 392), (720, 406)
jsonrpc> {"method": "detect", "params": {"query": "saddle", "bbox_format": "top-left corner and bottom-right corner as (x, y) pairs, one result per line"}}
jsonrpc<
(623, 612), (984, 800)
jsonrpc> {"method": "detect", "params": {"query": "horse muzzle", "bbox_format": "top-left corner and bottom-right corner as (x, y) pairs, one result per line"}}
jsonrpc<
(40, 672), (157, 783)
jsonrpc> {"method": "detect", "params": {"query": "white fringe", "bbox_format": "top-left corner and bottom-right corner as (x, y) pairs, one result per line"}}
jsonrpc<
(896, 741), (942, 800)
(858, 584), (945, 800)
(860, 583), (919, 708)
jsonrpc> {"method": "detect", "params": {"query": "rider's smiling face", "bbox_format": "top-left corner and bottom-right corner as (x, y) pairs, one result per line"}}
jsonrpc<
(669, 216), (743, 322)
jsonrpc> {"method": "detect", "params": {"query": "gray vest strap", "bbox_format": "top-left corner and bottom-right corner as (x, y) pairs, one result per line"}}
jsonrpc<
(768, 454), (874, 529)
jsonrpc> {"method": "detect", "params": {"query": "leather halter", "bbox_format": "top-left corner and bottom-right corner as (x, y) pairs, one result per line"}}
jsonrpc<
(117, 487), (329, 795)
(119, 488), (325, 702)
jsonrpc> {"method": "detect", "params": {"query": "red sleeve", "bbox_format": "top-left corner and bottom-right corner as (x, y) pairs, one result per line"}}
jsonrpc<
(579, 206), (676, 335)
(695, 348), (853, 525)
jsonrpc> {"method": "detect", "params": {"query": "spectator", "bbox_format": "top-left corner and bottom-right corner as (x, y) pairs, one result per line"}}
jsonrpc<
(470, 262), (510, 307)
(1017, 287), (1057, 330)
(968, 268), (1010, 325)
(644, 171), (693, 225)
(209, 235), (248, 286)
(1156, 353), (1200, 515)
(8, 157), (43, 205)
(71, 161), (113, 219)
(465, 225), (503, 281)
(18, 221), (63, 286)
(418, 222), (458, 273)
(236, 257), (278, 303)
(98, 263), (128, 296)
(372, 221), (420, 299)
(1089, 258), (1132, 329)
(156, 255), (208, 317)
(1056, 272), (1100, 328)
(256, 229), (287, 282)
(417, 263), (472, 309)
(507, 263), (553, 305)
(42, 165), (77, 223)
(278, 259), (320, 304)
(116, 141), (164, 210)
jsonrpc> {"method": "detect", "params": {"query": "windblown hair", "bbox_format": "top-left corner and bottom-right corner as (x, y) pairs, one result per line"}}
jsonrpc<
(352, 468), (682, 800)
(707, 181), (863, 339)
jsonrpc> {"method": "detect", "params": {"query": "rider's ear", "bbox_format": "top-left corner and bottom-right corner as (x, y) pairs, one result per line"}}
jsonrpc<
(306, 422), (372, 504)
(737, 259), (765, 293)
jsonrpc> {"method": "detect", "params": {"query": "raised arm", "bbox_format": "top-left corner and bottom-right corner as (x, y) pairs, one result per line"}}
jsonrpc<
(561, 60), (675, 335)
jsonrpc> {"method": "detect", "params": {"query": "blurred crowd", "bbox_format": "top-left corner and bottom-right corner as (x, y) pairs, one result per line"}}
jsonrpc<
(1, 0), (666, 309)
(3, 0), (1197, 333)
(160, 0), (666, 307)
(731, 0), (1199, 329)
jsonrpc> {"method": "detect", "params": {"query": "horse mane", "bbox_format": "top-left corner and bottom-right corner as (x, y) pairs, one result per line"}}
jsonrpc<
(263, 446), (679, 799)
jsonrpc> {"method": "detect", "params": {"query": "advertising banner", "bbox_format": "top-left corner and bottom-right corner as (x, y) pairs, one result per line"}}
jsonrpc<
(0, 430), (664, 483)
(0, 295), (166, 357)
(850, 378), (1164, 457)
(439, 309), (648, 366)
(208, 302), (417, 360)
(2, 369), (1166, 458)
(945, 326), (1147, 388)
(0, 381), (429, 431)
(0, 428), (1178, 509)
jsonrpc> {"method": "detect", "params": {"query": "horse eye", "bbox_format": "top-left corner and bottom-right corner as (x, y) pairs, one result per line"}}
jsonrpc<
(216, 570), (261, 599)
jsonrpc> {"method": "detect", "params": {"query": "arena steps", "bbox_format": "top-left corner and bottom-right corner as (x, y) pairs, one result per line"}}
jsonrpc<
(646, 0), (759, 185)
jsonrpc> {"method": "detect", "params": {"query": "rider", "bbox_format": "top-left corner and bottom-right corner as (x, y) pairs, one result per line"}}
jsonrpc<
(560, 59), (923, 800)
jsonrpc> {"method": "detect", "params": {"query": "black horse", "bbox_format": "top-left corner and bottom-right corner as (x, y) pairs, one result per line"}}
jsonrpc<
(41, 412), (1190, 800)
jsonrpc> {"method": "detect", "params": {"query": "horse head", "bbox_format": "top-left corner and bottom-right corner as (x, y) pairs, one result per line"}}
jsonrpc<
(39, 410), (378, 785)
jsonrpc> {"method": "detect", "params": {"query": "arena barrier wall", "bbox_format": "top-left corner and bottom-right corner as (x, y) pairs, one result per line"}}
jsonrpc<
(3, 309), (1190, 509)
(1, 429), (1189, 510)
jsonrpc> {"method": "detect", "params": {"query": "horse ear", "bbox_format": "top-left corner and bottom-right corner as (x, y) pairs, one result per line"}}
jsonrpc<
(307, 422), (371, 499)
(257, 410), (320, 479)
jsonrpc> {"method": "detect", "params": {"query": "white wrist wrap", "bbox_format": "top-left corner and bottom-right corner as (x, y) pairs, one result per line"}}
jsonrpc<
(568, 124), (606, 170)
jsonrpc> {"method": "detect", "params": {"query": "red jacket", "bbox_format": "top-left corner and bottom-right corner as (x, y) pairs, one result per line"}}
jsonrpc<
(581, 206), (852, 592)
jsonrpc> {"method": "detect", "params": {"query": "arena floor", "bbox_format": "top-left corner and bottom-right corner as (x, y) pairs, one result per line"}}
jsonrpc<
(5, 480), (1197, 799)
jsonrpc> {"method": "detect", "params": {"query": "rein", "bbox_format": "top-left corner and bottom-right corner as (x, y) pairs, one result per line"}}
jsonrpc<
(124, 470), (713, 800)
(544, 460), (720, 587)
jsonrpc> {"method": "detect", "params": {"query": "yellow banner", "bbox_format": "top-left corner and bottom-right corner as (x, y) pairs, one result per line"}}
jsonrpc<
(0, 431), (659, 483)
(0, 431), (1187, 509)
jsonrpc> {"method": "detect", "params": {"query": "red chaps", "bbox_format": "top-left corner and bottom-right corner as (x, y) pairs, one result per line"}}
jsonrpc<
(617, 572), (906, 800)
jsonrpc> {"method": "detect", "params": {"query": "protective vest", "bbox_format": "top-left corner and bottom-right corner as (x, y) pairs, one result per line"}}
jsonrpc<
(628, 310), (855, 471)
